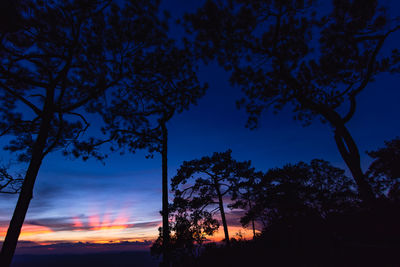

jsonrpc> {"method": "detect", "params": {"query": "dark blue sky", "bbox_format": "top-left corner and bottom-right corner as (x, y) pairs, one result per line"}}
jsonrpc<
(0, 0), (399, 249)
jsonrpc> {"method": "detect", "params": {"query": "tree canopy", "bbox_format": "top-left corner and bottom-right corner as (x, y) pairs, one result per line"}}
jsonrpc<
(184, 0), (400, 203)
(171, 149), (261, 245)
(367, 137), (400, 200)
(250, 159), (358, 228)
(0, 0), (178, 265)
(96, 11), (207, 265)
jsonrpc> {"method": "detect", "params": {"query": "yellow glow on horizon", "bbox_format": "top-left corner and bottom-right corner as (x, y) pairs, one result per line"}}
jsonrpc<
(0, 224), (257, 244)
(0, 208), (255, 245)
(0, 224), (54, 239)
(208, 225), (259, 242)
(19, 225), (53, 238)
(0, 219), (159, 244)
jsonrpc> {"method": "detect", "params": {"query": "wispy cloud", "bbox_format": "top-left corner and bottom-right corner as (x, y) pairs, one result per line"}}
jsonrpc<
(0, 214), (161, 244)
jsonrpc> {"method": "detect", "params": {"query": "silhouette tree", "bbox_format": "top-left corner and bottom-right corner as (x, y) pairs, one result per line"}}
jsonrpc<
(172, 201), (220, 247)
(184, 0), (400, 204)
(248, 159), (358, 229)
(171, 150), (259, 246)
(151, 198), (219, 265)
(0, 0), (166, 265)
(99, 32), (207, 265)
(229, 169), (263, 239)
(367, 137), (400, 200)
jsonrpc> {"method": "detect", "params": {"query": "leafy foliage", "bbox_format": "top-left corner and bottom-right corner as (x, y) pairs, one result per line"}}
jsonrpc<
(0, 0), (130, 161)
(186, 0), (399, 128)
(98, 23), (207, 155)
(0, 1), (183, 264)
(246, 159), (359, 228)
(367, 137), (400, 200)
(184, 0), (400, 202)
(97, 7), (207, 264)
(171, 149), (261, 244)
(151, 205), (219, 265)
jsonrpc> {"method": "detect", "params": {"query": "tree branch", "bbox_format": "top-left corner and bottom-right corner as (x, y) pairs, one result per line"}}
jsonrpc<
(343, 26), (399, 123)
(0, 84), (42, 115)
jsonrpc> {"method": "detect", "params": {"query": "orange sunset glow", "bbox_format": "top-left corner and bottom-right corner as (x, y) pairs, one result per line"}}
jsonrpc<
(0, 201), (163, 245)
(4, 0), (399, 265)
(0, 209), (255, 245)
(0, 224), (255, 246)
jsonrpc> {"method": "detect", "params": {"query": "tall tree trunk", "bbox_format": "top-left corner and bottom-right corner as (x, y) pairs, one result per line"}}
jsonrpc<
(249, 201), (256, 239)
(251, 218), (256, 239)
(160, 121), (170, 267)
(334, 125), (375, 204)
(0, 111), (52, 267)
(215, 183), (230, 245)
(298, 96), (375, 204)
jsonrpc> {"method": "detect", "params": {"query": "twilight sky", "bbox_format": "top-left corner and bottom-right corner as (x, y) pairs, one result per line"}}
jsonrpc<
(0, 0), (399, 254)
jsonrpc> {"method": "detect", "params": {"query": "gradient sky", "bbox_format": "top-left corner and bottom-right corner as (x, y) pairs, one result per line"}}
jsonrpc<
(0, 0), (399, 254)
